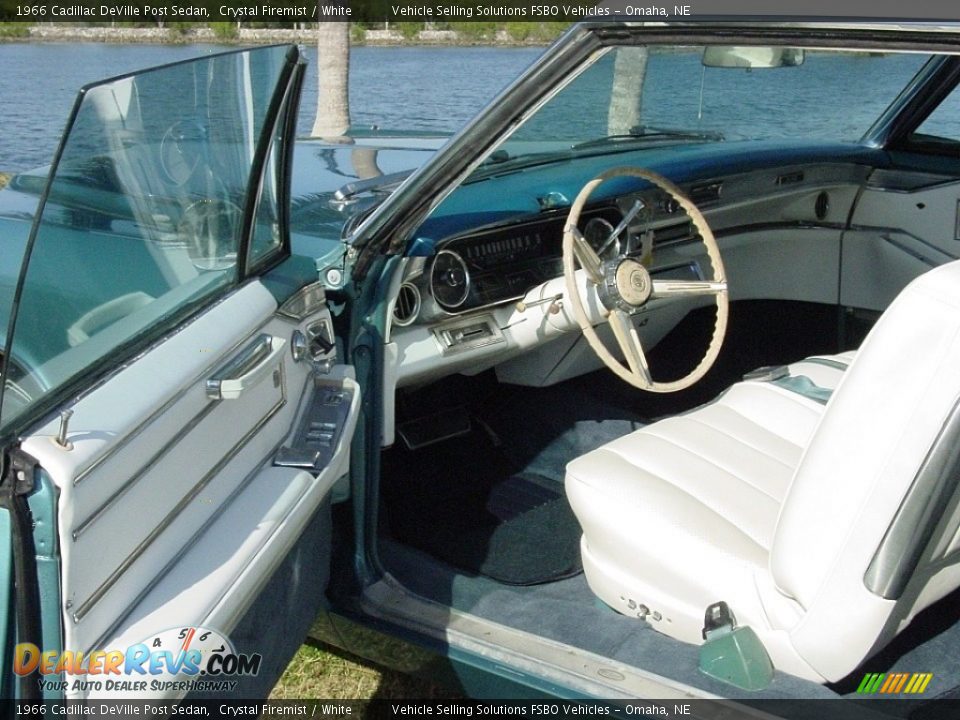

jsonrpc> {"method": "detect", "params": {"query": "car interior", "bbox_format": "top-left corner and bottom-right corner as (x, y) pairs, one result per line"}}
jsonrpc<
(357, 42), (960, 702)
(9, 35), (960, 705)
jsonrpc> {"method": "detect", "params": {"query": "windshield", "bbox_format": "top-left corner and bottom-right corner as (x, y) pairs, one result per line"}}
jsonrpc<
(480, 45), (931, 172)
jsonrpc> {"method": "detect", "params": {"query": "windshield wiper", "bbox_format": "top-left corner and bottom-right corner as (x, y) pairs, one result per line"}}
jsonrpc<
(333, 169), (414, 202)
(480, 149), (513, 166)
(466, 150), (574, 184)
(572, 125), (724, 151)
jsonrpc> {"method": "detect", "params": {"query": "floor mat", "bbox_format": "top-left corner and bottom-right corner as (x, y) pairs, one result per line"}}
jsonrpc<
(428, 472), (583, 585)
(383, 430), (583, 585)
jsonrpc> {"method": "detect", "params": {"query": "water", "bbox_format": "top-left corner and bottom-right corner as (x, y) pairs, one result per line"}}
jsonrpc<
(2, 43), (959, 174)
(0, 43), (543, 172)
(512, 48), (931, 147)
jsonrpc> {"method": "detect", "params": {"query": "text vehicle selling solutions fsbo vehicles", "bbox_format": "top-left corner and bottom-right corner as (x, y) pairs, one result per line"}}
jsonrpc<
(4, 19), (960, 712)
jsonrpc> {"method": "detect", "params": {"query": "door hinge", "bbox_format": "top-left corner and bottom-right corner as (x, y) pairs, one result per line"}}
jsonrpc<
(1, 446), (38, 498)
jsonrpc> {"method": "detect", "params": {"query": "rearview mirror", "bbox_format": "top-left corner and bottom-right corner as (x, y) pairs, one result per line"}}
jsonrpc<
(702, 46), (805, 69)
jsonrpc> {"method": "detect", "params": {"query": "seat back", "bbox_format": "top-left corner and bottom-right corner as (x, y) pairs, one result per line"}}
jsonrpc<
(771, 260), (960, 681)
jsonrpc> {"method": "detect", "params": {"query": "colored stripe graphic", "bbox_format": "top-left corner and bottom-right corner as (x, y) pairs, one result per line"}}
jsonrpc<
(857, 672), (932, 694)
(908, 673), (933, 694)
(856, 673), (885, 694)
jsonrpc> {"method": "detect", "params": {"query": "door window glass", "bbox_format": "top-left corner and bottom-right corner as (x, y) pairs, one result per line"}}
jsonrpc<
(0, 46), (295, 431)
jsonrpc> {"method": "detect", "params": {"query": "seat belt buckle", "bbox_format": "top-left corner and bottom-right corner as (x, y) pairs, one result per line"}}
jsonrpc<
(743, 365), (789, 382)
(702, 600), (736, 640)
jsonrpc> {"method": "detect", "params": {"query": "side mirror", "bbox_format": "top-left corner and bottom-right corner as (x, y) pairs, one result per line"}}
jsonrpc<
(702, 46), (805, 69)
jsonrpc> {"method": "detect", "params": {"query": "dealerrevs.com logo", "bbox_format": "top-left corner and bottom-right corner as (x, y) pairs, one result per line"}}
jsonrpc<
(13, 626), (261, 696)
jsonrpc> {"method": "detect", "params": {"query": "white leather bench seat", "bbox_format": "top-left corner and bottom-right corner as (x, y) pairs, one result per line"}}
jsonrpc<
(566, 260), (960, 684)
(566, 380), (827, 678)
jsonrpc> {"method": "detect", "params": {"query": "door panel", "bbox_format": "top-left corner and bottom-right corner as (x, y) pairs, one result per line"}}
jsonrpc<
(842, 174), (960, 310)
(20, 281), (358, 696)
(0, 45), (354, 699)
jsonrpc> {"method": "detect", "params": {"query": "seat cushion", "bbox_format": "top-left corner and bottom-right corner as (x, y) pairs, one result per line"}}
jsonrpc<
(565, 380), (826, 669)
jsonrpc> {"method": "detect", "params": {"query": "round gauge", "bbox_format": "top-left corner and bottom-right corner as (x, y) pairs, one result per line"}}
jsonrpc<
(431, 250), (470, 310)
(583, 217), (617, 257)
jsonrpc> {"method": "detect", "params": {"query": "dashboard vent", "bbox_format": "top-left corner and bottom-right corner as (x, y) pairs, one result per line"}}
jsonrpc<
(393, 283), (421, 327)
(653, 221), (694, 247)
(689, 182), (722, 207)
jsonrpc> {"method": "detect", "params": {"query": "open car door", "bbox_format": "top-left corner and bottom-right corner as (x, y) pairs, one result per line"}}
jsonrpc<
(0, 45), (360, 700)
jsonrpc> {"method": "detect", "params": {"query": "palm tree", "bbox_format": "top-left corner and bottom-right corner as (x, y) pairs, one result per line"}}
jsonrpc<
(312, 17), (351, 139)
(607, 47), (649, 135)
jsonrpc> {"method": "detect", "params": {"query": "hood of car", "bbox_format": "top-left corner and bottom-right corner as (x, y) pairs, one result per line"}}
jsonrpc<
(0, 134), (441, 349)
(285, 136), (442, 262)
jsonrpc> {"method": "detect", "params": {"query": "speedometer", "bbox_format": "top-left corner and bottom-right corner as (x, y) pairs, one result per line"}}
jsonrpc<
(431, 250), (471, 310)
(583, 217), (617, 257)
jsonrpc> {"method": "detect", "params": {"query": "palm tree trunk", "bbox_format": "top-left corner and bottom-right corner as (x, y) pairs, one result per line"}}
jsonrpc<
(607, 47), (649, 136)
(351, 147), (383, 180)
(312, 18), (351, 139)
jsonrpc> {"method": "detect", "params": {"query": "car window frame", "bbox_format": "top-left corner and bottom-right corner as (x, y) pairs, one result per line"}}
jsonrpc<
(859, 54), (960, 147)
(244, 61), (304, 278)
(0, 45), (303, 443)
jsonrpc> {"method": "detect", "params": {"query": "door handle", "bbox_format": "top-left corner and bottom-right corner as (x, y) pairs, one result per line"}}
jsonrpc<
(206, 334), (286, 400)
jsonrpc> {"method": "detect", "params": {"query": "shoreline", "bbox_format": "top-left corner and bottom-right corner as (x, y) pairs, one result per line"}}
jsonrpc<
(0, 24), (560, 47)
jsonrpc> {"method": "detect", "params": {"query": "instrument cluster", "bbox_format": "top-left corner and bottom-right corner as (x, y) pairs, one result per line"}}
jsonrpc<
(427, 206), (623, 314)
(393, 186), (697, 328)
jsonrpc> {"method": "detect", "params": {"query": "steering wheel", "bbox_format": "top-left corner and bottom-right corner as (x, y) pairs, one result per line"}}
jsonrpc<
(179, 198), (242, 271)
(562, 167), (728, 392)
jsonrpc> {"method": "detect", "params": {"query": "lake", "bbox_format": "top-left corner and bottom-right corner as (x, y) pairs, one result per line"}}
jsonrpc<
(1, 42), (957, 175)
(0, 43), (544, 172)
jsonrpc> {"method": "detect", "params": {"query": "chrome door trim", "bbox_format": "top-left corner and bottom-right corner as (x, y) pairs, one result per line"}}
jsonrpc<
(71, 325), (258, 486)
(82, 429), (293, 654)
(70, 364), (287, 624)
(70, 401), (221, 541)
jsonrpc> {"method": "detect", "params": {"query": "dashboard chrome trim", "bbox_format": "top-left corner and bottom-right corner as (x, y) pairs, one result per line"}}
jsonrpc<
(431, 314), (505, 356)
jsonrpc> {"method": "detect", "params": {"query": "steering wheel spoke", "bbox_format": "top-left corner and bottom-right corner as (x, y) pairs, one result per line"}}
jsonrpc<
(568, 226), (604, 284)
(651, 279), (727, 299)
(609, 309), (652, 385)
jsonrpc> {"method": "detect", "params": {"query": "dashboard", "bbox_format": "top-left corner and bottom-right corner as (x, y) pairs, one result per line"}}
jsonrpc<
(400, 186), (703, 327)
(377, 141), (960, 446)
(384, 143), (913, 375)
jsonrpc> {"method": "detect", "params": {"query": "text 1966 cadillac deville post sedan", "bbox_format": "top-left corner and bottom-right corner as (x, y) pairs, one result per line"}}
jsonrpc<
(4, 20), (960, 712)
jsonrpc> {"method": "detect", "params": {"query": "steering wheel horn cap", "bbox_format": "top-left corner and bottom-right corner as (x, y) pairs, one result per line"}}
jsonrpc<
(599, 258), (652, 312)
(617, 259), (653, 307)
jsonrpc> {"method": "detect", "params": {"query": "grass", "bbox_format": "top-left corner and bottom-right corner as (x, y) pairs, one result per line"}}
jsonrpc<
(270, 641), (455, 701)
(0, 22), (29, 38)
